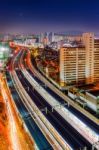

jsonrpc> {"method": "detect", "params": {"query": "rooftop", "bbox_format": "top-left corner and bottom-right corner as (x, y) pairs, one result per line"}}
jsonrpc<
(62, 41), (85, 48)
(74, 84), (95, 94)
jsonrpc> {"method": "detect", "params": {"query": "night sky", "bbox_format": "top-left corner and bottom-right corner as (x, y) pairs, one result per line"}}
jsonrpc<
(0, 0), (99, 33)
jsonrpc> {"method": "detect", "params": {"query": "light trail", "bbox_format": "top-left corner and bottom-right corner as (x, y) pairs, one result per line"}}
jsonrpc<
(0, 75), (21, 150)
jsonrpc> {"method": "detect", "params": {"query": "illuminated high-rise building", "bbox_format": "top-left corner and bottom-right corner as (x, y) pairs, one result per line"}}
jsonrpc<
(59, 32), (99, 87)
(94, 39), (99, 82)
(60, 45), (86, 86)
(82, 32), (94, 84)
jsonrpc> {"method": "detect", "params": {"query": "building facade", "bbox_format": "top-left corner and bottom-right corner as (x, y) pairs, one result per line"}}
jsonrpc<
(94, 39), (99, 82)
(60, 46), (86, 86)
(82, 33), (94, 84)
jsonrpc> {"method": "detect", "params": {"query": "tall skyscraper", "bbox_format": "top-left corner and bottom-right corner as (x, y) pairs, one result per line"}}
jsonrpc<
(82, 33), (94, 84)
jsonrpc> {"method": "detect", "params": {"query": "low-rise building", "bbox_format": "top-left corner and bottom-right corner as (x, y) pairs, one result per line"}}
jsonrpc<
(68, 87), (99, 114)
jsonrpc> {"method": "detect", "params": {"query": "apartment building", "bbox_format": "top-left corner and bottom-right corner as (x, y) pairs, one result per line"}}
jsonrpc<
(94, 39), (99, 82)
(60, 32), (99, 87)
(82, 33), (94, 84)
(60, 45), (86, 86)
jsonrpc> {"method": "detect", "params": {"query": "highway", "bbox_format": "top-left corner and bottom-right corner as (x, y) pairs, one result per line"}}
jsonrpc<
(18, 50), (94, 150)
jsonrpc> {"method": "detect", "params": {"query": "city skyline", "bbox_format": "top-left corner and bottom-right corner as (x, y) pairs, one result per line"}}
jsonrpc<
(0, 0), (99, 33)
(0, 0), (99, 149)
